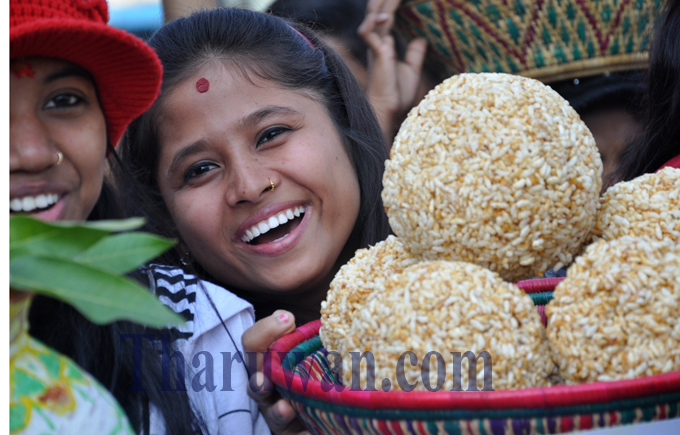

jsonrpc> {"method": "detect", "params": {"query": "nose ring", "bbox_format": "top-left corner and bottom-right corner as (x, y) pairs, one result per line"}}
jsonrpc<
(54, 151), (63, 167)
(268, 178), (275, 192)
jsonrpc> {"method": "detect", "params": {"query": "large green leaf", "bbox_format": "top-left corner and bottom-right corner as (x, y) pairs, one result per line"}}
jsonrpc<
(73, 233), (176, 275)
(10, 216), (145, 260)
(77, 218), (145, 232)
(10, 256), (184, 327)
(10, 216), (109, 260)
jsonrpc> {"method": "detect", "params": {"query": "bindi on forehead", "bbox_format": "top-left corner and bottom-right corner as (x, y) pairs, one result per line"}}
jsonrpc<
(11, 58), (36, 79)
(196, 78), (209, 93)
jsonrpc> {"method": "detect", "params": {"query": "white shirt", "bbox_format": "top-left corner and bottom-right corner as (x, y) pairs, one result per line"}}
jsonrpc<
(146, 265), (270, 435)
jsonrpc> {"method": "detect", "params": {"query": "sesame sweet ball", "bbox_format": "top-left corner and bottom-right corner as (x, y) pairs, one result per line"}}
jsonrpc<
(591, 167), (680, 243)
(320, 235), (418, 353)
(382, 73), (602, 282)
(546, 236), (680, 384)
(342, 261), (556, 391)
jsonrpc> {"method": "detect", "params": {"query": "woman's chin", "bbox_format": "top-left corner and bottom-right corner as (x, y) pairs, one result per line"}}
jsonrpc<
(253, 279), (323, 296)
(229, 267), (331, 298)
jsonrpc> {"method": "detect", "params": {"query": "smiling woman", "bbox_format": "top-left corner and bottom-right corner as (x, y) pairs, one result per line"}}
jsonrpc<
(121, 8), (391, 434)
(10, 58), (107, 221)
(122, 8), (390, 324)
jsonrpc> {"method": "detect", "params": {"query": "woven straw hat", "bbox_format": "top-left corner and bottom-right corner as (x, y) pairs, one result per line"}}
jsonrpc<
(395, 0), (665, 84)
(10, 0), (162, 145)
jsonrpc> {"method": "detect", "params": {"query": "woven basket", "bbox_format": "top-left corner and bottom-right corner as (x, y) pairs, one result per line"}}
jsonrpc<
(269, 278), (680, 435)
(394, 0), (665, 83)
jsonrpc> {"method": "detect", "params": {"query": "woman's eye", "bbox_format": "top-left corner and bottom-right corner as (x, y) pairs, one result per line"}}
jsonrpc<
(257, 126), (291, 147)
(183, 162), (218, 184)
(44, 94), (83, 109)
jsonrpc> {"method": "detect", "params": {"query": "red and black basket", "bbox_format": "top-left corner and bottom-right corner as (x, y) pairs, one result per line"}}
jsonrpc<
(269, 278), (680, 435)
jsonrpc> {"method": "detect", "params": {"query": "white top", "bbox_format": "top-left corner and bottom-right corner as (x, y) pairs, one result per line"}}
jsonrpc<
(145, 265), (270, 435)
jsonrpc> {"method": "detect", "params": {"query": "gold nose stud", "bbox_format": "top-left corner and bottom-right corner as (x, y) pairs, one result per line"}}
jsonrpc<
(54, 151), (63, 166)
(268, 178), (275, 192)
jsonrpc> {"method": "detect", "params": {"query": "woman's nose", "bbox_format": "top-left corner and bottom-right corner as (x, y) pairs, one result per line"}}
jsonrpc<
(10, 112), (58, 173)
(224, 160), (276, 206)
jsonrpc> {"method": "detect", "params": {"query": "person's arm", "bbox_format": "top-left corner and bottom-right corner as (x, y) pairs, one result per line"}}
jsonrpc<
(162, 0), (220, 22)
(242, 311), (310, 435)
(359, 0), (427, 143)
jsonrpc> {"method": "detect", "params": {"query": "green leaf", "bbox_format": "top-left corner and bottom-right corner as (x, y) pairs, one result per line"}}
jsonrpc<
(10, 256), (184, 328)
(10, 216), (147, 261)
(78, 218), (145, 232)
(73, 233), (176, 275)
(10, 216), (110, 260)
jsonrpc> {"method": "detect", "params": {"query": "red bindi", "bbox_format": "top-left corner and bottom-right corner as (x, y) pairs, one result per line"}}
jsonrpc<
(196, 78), (209, 93)
(11, 59), (36, 79)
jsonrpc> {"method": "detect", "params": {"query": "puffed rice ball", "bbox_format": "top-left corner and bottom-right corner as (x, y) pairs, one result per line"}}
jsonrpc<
(591, 167), (680, 243)
(320, 236), (418, 353)
(343, 261), (556, 391)
(382, 73), (602, 282)
(546, 236), (680, 384)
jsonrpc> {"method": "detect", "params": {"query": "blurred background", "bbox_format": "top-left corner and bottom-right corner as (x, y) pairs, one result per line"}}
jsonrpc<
(109, 0), (273, 38)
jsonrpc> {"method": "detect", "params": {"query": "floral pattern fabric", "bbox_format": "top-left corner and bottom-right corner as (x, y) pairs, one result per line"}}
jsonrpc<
(10, 295), (134, 435)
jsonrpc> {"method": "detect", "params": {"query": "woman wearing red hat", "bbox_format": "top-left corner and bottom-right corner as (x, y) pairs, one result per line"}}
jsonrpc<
(10, 0), (205, 433)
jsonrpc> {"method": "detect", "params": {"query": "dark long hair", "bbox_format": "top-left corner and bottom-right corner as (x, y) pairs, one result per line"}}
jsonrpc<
(268, 0), (370, 66)
(615, 0), (680, 182)
(121, 9), (392, 284)
(29, 141), (205, 435)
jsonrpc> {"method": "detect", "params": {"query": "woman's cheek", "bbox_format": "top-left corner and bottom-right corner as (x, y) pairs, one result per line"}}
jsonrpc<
(77, 149), (106, 220)
(171, 195), (218, 247)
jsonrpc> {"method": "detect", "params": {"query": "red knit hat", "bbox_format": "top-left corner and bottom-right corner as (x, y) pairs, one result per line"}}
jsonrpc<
(10, 0), (162, 146)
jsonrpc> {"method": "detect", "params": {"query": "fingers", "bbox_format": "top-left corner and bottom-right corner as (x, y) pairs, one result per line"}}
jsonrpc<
(266, 400), (310, 435)
(247, 372), (276, 405)
(404, 37), (428, 73)
(242, 313), (308, 434)
(266, 399), (296, 430)
(242, 309), (295, 353)
(243, 310), (295, 372)
(248, 371), (310, 435)
(366, 0), (400, 35)
(358, 12), (390, 53)
(366, 0), (385, 13)
(366, 0), (401, 15)
(361, 9), (400, 139)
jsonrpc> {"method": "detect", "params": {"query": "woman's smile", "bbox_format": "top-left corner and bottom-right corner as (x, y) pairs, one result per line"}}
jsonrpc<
(238, 202), (307, 245)
(10, 189), (66, 221)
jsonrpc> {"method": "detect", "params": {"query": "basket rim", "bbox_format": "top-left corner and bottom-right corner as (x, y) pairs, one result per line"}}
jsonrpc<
(269, 319), (680, 411)
(281, 386), (680, 420)
(515, 277), (564, 293)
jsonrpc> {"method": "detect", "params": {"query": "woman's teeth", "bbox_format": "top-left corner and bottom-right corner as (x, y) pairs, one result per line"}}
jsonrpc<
(10, 194), (60, 213)
(241, 206), (305, 243)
